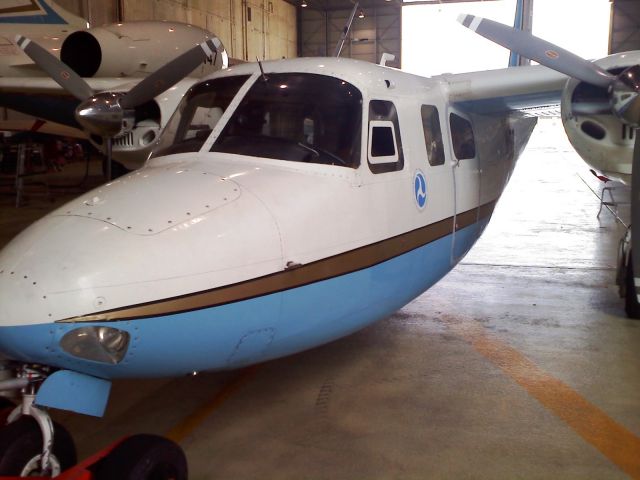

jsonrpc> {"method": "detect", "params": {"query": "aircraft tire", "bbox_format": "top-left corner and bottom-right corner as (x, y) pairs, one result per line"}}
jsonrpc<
(625, 252), (640, 319)
(0, 416), (77, 476)
(94, 434), (187, 480)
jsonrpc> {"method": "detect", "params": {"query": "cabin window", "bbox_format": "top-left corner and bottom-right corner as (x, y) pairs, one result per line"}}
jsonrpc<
(367, 100), (403, 173)
(152, 75), (250, 158)
(210, 73), (362, 168)
(368, 121), (398, 162)
(449, 113), (476, 160)
(421, 105), (445, 166)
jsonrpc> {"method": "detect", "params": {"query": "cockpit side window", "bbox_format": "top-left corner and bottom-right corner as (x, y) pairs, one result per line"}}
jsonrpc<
(421, 105), (445, 166)
(152, 75), (250, 158)
(449, 112), (476, 160)
(367, 100), (404, 174)
(210, 73), (363, 168)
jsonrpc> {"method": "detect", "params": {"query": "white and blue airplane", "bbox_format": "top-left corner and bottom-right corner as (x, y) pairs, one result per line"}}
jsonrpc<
(0, 10), (638, 477)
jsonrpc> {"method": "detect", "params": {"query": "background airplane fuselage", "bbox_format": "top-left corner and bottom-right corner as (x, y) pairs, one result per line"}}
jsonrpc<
(0, 59), (536, 383)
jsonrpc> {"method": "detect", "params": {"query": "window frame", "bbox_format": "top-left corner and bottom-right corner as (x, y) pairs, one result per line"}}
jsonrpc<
(368, 120), (399, 164)
(449, 111), (477, 161)
(367, 99), (404, 174)
(420, 105), (445, 167)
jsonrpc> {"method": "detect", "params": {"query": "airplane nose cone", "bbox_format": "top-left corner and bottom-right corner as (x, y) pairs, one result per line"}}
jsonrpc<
(0, 163), (283, 327)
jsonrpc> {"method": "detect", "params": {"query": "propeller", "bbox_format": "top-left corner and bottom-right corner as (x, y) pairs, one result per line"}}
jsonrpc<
(458, 14), (640, 312)
(16, 34), (223, 177)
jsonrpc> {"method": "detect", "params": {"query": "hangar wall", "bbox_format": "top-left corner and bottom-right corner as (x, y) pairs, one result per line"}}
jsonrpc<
(55, 0), (297, 62)
(298, 3), (401, 67)
(55, 0), (118, 28)
(123, 0), (297, 61)
(610, 0), (640, 54)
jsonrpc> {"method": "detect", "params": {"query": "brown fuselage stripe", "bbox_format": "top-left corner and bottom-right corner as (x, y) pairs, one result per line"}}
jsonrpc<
(62, 200), (498, 323)
(1, 1), (40, 15)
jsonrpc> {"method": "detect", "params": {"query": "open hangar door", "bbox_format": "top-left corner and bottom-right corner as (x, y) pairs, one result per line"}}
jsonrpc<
(294, 0), (525, 67)
(295, 0), (402, 65)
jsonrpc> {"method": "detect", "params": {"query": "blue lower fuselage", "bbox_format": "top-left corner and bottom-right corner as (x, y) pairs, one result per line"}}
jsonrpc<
(0, 220), (483, 380)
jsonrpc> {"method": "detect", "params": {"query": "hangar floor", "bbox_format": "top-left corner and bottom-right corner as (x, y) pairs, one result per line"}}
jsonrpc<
(1, 119), (639, 479)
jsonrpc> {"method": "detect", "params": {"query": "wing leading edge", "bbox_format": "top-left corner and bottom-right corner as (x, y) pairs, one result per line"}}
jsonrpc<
(436, 65), (568, 116)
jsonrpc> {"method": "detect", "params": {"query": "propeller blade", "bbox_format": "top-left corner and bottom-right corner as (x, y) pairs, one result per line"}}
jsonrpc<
(631, 133), (640, 306)
(120, 37), (222, 109)
(457, 15), (615, 88)
(15, 35), (94, 101)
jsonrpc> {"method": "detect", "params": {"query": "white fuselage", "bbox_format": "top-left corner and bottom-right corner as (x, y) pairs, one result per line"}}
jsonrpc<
(0, 58), (535, 415)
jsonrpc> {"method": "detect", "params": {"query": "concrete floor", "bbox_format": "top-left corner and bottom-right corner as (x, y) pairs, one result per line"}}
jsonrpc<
(1, 119), (639, 479)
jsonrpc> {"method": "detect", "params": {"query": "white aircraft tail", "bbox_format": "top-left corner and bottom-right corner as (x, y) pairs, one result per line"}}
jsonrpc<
(0, 0), (87, 28)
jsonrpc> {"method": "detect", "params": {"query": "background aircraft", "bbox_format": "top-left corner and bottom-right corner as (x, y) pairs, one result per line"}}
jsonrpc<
(0, 0), (228, 172)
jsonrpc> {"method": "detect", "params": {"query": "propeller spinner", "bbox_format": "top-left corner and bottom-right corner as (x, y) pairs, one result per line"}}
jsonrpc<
(16, 34), (223, 139)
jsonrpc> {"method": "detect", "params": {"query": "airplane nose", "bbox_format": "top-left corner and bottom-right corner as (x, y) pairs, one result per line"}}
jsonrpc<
(0, 163), (282, 329)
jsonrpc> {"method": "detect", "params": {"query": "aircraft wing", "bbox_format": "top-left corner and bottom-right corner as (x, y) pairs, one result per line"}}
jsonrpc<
(437, 64), (568, 116)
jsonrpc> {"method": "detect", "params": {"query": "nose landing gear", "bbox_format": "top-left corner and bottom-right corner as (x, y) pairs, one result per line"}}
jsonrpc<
(0, 363), (188, 479)
(0, 365), (77, 477)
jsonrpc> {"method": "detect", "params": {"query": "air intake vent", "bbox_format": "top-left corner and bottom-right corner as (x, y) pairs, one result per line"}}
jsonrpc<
(580, 121), (606, 141)
(60, 31), (102, 77)
(113, 132), (134, 148)
(622, 124), (635, 141)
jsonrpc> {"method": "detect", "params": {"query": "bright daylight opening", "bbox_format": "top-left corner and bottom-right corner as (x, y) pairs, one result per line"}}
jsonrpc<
(401, 0), (611, 77)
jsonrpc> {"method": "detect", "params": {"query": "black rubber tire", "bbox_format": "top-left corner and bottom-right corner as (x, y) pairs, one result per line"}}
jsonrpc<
(0, 416), (77, 476)
(625, 252), (640, 319)
(93, 434), (188, 480)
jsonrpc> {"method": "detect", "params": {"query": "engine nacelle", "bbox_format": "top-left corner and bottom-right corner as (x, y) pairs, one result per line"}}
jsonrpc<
(561, 52), (640, 184)
(87, 78), (197, 172)
(60, 21), (227, 79)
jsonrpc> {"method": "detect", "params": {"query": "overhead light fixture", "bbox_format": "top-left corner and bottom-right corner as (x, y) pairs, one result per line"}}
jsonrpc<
(301, 0), (307, 7)
(358, 9), (365, 18)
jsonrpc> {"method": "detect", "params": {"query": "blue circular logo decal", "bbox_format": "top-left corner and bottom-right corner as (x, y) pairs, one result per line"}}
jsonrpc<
(414, 170), (427, 210)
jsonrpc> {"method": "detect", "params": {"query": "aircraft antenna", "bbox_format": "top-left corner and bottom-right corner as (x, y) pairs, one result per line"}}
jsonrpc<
(257, 57), (268, 82)
(334, 1), (359, 57)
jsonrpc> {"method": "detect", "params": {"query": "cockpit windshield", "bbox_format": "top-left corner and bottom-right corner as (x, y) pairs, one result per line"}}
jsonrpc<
(211, 73), (362, 168)
(152, 75), (250, 158)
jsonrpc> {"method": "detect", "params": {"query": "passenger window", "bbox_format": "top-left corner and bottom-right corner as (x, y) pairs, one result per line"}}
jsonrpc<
(368, 100), (403, 173)
(421, 105), (445, 166)
(450, 113), (476, 160)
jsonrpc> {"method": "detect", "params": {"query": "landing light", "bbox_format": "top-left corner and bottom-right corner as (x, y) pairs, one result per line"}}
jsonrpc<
(60, 326), (130, 365)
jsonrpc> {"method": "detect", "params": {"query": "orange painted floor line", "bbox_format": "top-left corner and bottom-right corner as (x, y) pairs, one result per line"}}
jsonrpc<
(442, 315), (640, 479)
(165, 365), (261, 444)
